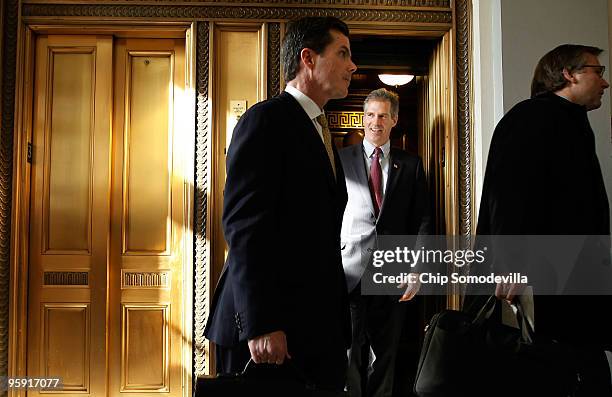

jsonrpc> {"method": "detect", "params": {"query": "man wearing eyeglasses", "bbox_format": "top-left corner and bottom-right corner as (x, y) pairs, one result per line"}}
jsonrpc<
(475, 44), (612, 395)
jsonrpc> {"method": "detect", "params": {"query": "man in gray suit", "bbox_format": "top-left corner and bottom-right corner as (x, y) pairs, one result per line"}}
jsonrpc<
(339, 88), (431, 397)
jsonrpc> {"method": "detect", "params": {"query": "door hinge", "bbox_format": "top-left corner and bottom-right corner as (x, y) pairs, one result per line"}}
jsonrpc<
(27, 142), (33, 164)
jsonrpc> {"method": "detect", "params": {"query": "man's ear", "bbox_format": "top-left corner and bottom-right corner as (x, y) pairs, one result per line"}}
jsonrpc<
(300, 48), (316, 71)
(391, 116), (398, 127)
(562, 68), (578, 84)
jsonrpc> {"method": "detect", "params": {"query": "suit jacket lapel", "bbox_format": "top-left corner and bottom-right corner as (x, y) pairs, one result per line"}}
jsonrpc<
(347, 143), (375, 215)
(280, 92), (338, 190)
(379, 150), (401, 217)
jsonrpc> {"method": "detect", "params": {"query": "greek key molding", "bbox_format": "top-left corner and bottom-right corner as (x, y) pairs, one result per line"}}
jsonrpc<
(455, 0), (472, 239)
(43, 272), (89, 286)
(0, 0), (18, 388)
(327, 111), (363, 129)
(267, 22), (281, 99)
(22, 4), (452, 24)
(193, 21), (210, 379)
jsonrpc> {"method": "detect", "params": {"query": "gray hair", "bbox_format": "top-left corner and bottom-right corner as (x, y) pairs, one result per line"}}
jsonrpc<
(363, 88), (399, 118)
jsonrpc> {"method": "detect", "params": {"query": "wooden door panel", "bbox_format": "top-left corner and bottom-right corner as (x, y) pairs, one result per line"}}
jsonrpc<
(42, 304), (90, 391)
(28, 35), (112, 397)
(123, 54), (172, 254)
(121, 305), (169, 392)
(110, 38), (185, 397)
(28, 33), (187, 397)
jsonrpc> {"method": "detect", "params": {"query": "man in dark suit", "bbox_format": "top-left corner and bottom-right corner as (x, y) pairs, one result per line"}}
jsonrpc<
(204, 16), (357, 390)
(477, 44), (612, 395)
(339, 88), (431, 397)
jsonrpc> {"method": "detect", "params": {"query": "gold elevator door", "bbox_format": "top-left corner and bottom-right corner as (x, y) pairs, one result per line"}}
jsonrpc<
(27, 35), (188, 397)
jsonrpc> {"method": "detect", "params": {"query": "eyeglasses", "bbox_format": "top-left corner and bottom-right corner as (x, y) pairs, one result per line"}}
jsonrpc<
(580, 64), (606, 77)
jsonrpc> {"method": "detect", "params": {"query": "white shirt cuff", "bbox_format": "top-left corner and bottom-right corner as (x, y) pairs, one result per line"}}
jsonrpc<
(605, 351), (612, 384)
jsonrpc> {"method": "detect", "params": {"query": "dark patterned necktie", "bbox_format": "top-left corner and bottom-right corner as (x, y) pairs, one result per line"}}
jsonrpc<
(369, 147), (383, 217)
(315, 114), (336, 179)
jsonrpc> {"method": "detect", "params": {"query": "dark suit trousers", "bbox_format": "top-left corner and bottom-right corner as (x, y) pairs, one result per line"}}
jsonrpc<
(534, 296), (612, 396)
(347, 286), (406, 397)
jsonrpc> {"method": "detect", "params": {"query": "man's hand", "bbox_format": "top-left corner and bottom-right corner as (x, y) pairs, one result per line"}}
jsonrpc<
(495, 281), (526, 302)
(247, 330), (291, 365)
(398, 273), (421, 302)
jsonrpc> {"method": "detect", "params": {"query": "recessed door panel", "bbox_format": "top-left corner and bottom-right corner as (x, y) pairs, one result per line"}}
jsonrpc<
(121, 305), (169, 391)
(124, 54), (172, 254)
(43, 304), (89, 391)
(45, 52), (94, 253)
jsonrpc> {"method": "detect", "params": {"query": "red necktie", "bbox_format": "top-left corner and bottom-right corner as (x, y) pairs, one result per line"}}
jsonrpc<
(369, 147), (383, 217)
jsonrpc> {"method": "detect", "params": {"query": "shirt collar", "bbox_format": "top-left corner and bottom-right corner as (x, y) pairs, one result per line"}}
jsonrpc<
(285, 85), (323, 120)
(363, 138), (391, 159)
(538, 92), (588, 112)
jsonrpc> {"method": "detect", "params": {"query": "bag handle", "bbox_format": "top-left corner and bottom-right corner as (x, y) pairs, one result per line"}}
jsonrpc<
(510, 299), (535, 344)
(471, 294), (498, 327)
(241, 358), (316, 390)
(470, 295), (535, 344)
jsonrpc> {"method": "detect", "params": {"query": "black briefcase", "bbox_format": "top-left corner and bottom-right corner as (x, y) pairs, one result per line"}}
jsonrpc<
(195, 359), (349, 397)
(413, 296), (580, 397)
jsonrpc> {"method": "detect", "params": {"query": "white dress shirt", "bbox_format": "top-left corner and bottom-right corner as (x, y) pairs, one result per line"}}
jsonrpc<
(362, 139), (391, 196)
(285, 85), (325, 142)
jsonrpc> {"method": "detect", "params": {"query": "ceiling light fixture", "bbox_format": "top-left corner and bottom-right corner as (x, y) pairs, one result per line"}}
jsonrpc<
(378, 74), (414, 87)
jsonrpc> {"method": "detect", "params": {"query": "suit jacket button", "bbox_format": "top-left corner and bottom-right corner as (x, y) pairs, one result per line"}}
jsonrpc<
(234, 315), (243, 332)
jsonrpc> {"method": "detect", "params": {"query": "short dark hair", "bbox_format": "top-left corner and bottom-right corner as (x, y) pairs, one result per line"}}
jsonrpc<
(363, 88), (399, 118)
(281, 16), (350, 83)
(531, 44), (603, 98)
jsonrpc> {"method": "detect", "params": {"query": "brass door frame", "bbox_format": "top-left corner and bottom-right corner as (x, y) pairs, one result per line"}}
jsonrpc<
(8, 21), (196, 397)
(328, 22), (464, 323)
